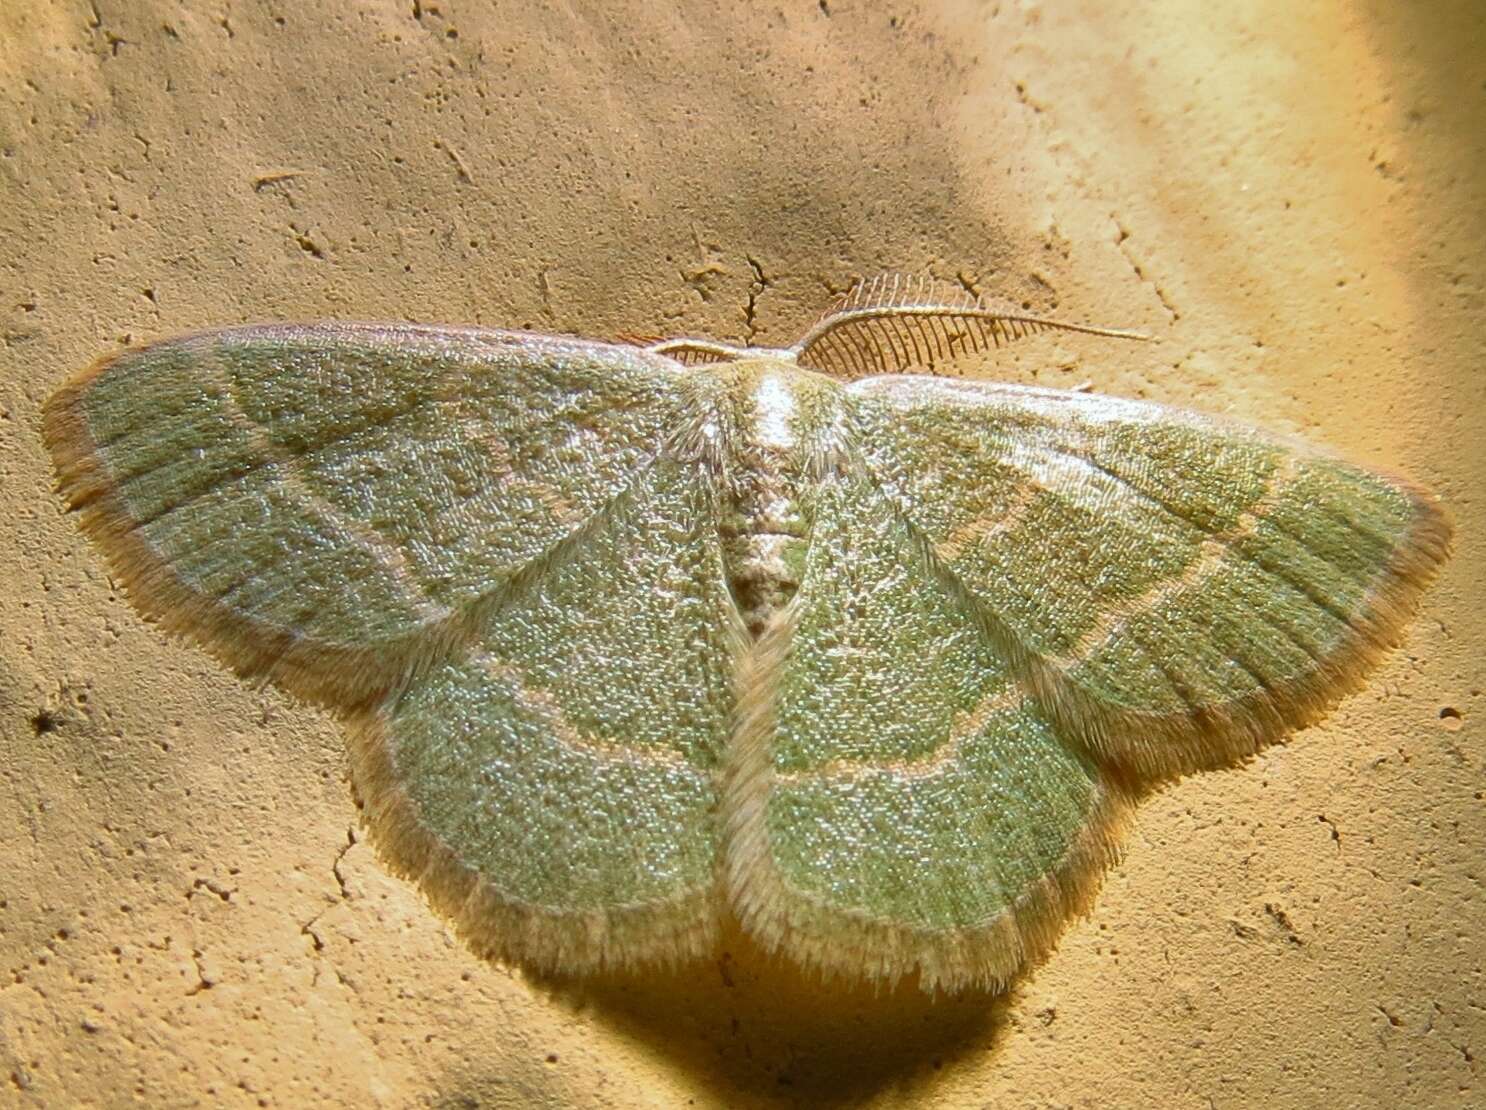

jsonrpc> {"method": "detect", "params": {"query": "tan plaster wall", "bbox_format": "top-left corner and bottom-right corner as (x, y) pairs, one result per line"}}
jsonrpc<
(1, 1), (1480, 1106)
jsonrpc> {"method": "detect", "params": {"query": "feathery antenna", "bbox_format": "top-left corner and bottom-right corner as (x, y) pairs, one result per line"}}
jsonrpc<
(792, 273), (1148, 378)
(644, 338), (748, 366)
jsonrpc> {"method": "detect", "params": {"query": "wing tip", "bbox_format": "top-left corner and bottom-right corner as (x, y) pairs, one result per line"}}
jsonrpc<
(1037, 477), (1455, 783)
(43, 385), (402, 711)
(42, 348), (123, 513)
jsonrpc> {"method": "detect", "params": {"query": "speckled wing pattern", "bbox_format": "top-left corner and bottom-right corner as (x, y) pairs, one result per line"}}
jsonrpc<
(726, 374), (1448, 989)
(727, 468), (1118, 990)
(44, 325), (736, 969)
(845, 378), (1451, 778)
(44, 293), (1450, 992)
(355, 454), (737, 969)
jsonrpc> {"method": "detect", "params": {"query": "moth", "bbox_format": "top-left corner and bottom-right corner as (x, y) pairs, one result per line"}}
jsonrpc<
(43, 275), (1450, 991)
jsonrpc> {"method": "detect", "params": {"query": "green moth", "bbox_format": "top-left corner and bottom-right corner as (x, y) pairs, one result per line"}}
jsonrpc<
(43, 275), (1450, 991)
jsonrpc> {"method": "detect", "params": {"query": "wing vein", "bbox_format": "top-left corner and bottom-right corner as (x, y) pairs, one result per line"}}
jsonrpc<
(205, 355), (453, 624)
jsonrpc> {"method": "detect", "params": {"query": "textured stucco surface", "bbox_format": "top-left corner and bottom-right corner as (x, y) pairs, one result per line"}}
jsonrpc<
(1, 2), (1481, 1106)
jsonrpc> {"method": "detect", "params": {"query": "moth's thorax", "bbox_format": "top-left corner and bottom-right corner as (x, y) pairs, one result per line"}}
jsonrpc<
(704, 358), (844, 638)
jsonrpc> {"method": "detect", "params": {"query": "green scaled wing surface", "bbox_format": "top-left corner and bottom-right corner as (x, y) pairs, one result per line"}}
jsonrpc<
(356, 456), (737, 971)
(726, 467), (1121, 991)
(728, 372), (1447, 990)
(846, 377), (1451, 778)
(45, 324), (695, 705)
(44, 325), (736, 971)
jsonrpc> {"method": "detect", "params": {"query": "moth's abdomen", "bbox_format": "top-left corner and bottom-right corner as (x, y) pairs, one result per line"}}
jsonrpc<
(721, 439), (813, 638)
(722, 512), (809, 640)
(697, 359), (844, 638)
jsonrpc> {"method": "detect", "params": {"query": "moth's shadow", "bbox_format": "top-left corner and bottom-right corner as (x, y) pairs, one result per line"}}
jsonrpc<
(523, 920), (1011, 1104)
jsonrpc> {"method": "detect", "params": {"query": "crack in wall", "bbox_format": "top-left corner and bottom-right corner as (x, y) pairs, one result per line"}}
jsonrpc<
(1010, 68), (1181, 331)
(1112, 217), (1179, 323)
(300, 827), (359, 984)
(744, 256), (770, 344)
